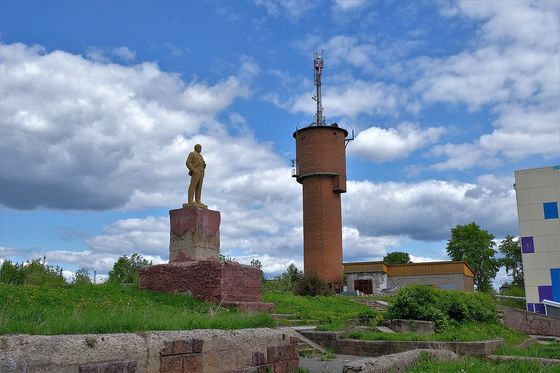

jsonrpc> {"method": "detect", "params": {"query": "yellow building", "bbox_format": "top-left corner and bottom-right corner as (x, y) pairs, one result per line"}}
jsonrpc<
(343, 261), (475, 294)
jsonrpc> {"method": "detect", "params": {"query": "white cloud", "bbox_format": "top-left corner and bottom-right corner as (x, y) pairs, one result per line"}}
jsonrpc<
(345, 175), (518, 241)
(351, 122), (444, 162)
(409, 255), (445, 263)
(322, 35), (375, 68)
(235, 254), (303, 278)
(86, 216), (169, 255)
(0, 43), (252, 210)
(112, 47), (135, 62)
(416, 0), (560, 170)
(291, 80), (401, 118)
(332, 0), (366, 11)
(254, 0), (319, 20)
(342, 227), (401, 261)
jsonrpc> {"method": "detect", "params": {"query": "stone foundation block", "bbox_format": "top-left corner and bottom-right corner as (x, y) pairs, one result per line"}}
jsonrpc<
(169, 207), (220, 262)
(139, 260), (271, 306)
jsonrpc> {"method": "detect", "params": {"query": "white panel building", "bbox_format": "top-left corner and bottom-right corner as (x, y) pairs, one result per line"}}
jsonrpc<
(514, 166), (560, 314)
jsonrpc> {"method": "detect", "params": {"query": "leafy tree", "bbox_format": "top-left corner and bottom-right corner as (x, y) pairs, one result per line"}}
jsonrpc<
(250, 259), (262, 270)
(250, 259), (266, 281)
(284, 263), (303, 285)
(108, 253), (151, 284)
(446, 222), (500, 293)
(72, 267), (92, 285)
(0, 257), (65, 287)
(22, 258), (66, 287)
(265, 263), (303, 292)
(499, 235), (524, 288)
(0, 260), (24, 284)
(293, 272), (332, 296)
(383, 251), (411, 264)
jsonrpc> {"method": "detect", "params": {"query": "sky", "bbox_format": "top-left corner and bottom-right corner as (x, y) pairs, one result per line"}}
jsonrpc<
(1, 0), (559, 285)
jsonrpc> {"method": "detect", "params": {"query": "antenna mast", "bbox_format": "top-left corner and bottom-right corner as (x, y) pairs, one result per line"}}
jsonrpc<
(313, 50), (324, 126)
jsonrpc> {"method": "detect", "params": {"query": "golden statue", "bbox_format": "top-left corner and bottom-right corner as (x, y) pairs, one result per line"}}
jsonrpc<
(185, 144), (207, 208)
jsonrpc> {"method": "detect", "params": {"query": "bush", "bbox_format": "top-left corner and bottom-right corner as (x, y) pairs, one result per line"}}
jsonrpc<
(265, 263), (303, 293)
(293, 273), (333, 296)
(388, 285), (497, 331)
(0, 258), (66, 287)
(108, 253), (151, 284)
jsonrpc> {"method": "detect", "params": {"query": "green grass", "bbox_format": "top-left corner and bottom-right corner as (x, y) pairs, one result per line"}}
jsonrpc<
(350, 294), (393, 302)
(263, 292), (377, 329)
(497, 341), (560, 360)
(407, 354), (558, 372)
(344, 321), (527, 347)
(0, 283), (275, 335)
(496, 286), (527, 310)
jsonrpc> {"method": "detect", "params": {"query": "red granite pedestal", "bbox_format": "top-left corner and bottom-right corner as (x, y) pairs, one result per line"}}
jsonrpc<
(139, 206), (274, 313)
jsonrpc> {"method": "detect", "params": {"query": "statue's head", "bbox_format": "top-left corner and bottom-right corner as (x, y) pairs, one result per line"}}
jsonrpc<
(194, 144), (202, 153)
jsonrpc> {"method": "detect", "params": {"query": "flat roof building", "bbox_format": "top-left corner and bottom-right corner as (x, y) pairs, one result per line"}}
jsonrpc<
(514, 165), (560, 314)
(343, 260), (475, 294)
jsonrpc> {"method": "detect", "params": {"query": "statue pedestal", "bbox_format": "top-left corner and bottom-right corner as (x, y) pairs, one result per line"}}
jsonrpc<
(169, 206), (220, 262)
(139, 205), (273, 313)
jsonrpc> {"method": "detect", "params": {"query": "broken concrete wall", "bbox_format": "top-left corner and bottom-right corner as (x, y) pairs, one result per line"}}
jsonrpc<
(0, 328), (298, 373)
(500, 305), (560, 337)
(300, 331), (503, 357)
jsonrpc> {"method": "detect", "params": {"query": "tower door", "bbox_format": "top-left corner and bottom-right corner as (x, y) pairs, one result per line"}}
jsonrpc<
(354, 279), (373, 294)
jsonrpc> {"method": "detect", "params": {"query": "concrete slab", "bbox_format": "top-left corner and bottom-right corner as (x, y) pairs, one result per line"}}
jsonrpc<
(375, 326), (396, 333)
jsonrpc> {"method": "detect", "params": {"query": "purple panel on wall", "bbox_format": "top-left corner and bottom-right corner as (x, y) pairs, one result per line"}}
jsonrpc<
(538, 285), (553, 302)
(527, 303), (534, 312)
(521, 236), (534, 253)
(534, 303), (545, 314)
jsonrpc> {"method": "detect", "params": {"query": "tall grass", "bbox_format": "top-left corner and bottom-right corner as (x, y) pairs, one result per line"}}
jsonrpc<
(345, 321), (527, 347)
(0, 283), (274, 335)
(408, 353), (557, 372)
(264, 292), (376, 328)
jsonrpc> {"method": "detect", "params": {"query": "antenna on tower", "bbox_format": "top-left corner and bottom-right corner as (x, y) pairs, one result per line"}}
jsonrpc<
(312, 50), (324, 126)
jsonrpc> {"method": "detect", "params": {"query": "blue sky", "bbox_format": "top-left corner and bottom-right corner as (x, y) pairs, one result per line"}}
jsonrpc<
(1, 0), (559, 284)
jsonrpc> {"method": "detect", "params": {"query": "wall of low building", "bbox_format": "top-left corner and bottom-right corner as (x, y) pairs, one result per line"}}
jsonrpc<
(346, 272), (388, 293)
(387, 273), (470, 291)
(0, 328), (298, 373)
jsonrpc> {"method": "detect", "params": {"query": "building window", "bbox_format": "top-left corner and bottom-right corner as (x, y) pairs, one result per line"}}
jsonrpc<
(543, 201), (559, 219)
(521, 236), (534, 253)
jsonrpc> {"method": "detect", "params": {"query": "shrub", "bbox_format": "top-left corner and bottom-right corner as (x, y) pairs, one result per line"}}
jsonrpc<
(108, 253), (151, 284)
(265, 263), (303, 292)
(388, 285), (497, 331)
(293, 273), (333, 296)
(72, 267), (92, 285)
(0, 258), (65, 287)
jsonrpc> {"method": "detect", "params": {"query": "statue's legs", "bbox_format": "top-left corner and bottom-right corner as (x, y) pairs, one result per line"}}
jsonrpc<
(188, 173), (202, 204)
(195, 176), (203, 203)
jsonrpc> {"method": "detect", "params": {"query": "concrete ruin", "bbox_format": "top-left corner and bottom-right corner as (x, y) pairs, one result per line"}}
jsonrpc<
(0, 328), (299, 372)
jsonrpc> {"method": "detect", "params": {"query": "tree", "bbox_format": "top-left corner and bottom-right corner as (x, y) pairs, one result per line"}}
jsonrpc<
(108, 253), (151, 284)
(383, 251), (411, 264)
(0, 257), (65, 287)
(0, 260), (24, 284)
(72, 267), (92, 285)
(293, 272), (332, 296)
(270, 263), (303, 292)
(250, 259), (265, 281)
(499, 235), (524, 288)
(446, 222), (499, 293)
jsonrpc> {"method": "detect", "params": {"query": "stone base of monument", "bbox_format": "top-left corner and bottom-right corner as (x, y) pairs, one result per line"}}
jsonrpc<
(139, 205), (274, 313)
(139, 260), (273, 312)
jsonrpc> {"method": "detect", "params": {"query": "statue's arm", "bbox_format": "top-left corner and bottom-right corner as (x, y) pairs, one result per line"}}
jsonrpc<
(186, 153), (194, 171)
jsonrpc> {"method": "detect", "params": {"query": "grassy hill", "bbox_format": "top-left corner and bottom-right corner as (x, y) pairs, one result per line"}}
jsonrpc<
(0, 283), (275, 335)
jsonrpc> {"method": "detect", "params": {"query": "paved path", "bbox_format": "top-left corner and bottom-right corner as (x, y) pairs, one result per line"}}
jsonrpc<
(299, 354), (361, 372)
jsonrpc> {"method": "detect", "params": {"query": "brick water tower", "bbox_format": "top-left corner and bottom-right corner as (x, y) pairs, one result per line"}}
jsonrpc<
(292, 51), (351, 291)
